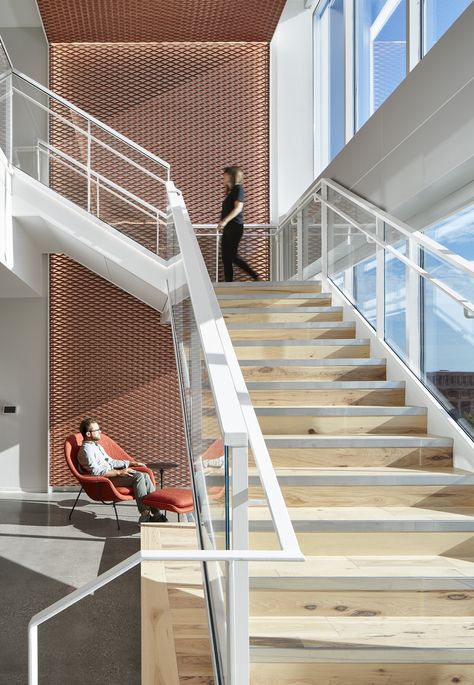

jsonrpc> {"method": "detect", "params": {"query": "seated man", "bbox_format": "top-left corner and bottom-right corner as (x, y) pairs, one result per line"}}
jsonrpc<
(77, 417), (166, 523)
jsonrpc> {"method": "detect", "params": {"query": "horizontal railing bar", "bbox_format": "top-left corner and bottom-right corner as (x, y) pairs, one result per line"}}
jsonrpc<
(321, 179), (474, 279)
(39, 141), (166, 223)
(12, 86), (169, 189)
(12, 69), (170, 172)
(321, 196), (474, 315)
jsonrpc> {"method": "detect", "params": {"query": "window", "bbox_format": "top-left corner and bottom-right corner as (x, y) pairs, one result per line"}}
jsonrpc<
(314, 0), (345, 170)
(355, 0), (407, 130)
(423, 0), (473, 55)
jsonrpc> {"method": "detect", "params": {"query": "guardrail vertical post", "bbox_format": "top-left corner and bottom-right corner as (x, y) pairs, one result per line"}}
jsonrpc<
(156, 214), (160, 257)
(406, 236), (421, 375)
(28, 623), (38, 685)
(228, 444), (249, 684)
(6, 74), (12, 164)
(376, 217), (385, 340)
(297, 209), (303, 280)
(86, 120), (91, 213)
(321, 182), (328, 284)
(215, 228), (220, 283)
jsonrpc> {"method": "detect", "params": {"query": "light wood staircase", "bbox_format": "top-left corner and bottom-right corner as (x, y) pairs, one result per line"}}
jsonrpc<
(215, 280), (474, 685)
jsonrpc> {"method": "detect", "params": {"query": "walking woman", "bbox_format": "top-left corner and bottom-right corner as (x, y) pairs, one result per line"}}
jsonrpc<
(218, 166), (259, 282)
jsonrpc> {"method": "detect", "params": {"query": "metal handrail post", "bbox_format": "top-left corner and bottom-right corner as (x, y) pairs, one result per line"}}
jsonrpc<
(321, 181), (328, 283)
(375, 216), (385, 340)
(406, 235), (421, 375)
(6, 74), (12, 164)
(229, 444), (249, 684)
(297, 209), (303, 280)
(86, 120), (91, 213)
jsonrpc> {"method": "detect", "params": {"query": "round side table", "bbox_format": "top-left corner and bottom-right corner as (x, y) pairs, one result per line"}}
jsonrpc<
(147, 461), (178, 489)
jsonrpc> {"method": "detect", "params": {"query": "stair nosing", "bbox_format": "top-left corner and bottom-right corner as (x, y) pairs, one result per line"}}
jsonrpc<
(263, 435), (453, 447)
(233, 338), (369, 347)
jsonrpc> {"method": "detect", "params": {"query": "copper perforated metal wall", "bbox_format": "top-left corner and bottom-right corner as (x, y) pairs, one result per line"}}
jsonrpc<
(48, 41), (270, 485)
(37, 0), (286, 43)
(49, 256), (188, 487)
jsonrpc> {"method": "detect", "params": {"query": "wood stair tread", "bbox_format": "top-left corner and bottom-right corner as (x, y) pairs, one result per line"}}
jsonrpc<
(249, 555), (474, 581)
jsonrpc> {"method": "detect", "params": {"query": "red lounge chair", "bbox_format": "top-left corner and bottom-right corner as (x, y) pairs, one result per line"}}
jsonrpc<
(64, 432), (156, 530)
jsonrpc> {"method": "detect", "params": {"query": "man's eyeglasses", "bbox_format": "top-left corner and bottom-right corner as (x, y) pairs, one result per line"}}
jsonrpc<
(90, 428), (101, 433)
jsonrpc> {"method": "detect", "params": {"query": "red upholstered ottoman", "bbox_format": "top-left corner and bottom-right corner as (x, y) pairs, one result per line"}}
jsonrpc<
(142, 488), (194, 522)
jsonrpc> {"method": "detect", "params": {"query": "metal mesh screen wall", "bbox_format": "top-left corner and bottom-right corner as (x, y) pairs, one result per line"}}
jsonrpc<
(48, 41), (270, 486)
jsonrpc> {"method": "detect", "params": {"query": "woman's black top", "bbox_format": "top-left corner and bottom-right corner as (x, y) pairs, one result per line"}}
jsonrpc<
(221, 184), (245, 224)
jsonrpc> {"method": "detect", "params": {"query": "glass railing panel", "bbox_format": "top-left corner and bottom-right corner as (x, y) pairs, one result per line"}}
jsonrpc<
(422, 203), (474, 257)
(421, 280), (474, 439)
(421, 247), (474, 307)
(327, 186), (377, 238)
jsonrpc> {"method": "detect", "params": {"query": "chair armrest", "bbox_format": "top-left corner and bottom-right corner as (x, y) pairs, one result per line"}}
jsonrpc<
(133, 465), (156, 487)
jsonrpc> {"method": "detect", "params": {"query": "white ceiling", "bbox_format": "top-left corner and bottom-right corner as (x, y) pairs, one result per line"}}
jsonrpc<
(0, 0), (42, 28)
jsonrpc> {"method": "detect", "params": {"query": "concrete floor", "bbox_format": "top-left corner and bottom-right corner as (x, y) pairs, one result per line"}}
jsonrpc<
(0, 492), (178, 685)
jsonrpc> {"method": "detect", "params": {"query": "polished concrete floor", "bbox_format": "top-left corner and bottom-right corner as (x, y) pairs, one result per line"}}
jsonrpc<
(0, 492), (177, 685)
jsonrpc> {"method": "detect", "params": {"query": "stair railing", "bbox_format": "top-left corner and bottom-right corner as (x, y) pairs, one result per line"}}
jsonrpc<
(274, 175), (474, 439)
(0, 37), (305, 685)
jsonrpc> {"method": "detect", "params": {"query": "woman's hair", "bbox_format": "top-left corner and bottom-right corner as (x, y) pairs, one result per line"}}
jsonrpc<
(224, 165), (244, 189)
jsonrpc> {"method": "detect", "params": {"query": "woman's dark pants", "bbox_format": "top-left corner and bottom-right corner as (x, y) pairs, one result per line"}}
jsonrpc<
(221, 221), (258, 282)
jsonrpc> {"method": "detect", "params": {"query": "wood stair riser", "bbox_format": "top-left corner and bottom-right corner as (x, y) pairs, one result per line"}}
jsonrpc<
(223, 311), (343, 323)
(258, 447), (453, 470)
(241, 364), (386, 382)
(250, 589), (474, 617)
(214, 283), (322, 294)
(234, 344), (370, 360)
(218, 297), (332, 308)
(205, 386), (405, 407)
(247, 387), (405, 406)
(250, 663), (474, 685)
(256, 415), (427, 436)
(249, 485), (474, 508)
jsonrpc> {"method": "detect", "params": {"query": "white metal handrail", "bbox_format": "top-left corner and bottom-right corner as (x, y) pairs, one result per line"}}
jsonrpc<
(8, 68), (170, 176)
(319, 192), (474, 316)
(28, 544), (302, 685)
(37, 140), (167, 223)
(168, 181), (302, 555)
(12, 83), (169, 189)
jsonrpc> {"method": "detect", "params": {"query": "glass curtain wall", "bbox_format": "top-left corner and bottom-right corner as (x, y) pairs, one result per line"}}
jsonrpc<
(355, 0), (407, 130)
(423, 0), (473, 55)
(313, 0), (471, 167)
(314, 0), (345, 168)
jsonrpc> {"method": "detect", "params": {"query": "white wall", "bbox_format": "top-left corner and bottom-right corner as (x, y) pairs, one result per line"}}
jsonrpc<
(0, 291), (48, 491)
(273, 2), (474, 226)
(271, 0), (317, 221)
(0, 8), (49, 491)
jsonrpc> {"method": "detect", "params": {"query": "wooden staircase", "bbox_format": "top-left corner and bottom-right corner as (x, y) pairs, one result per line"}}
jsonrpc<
(216, 280), (474, 685)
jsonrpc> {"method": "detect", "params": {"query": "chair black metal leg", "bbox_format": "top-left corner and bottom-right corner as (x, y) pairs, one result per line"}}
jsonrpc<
(178, 513), (180, 522)
(113, 502), (121, 530)
(69, 487), (83, 520)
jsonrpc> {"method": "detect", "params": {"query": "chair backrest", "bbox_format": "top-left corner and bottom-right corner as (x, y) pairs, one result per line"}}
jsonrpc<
(64, 431), (132, 479)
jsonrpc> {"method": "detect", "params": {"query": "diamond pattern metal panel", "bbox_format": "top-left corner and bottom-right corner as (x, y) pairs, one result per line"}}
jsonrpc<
(37, 0), (287, 43)
(49, 41), (270, 484)
(49, 255), (188, 487)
